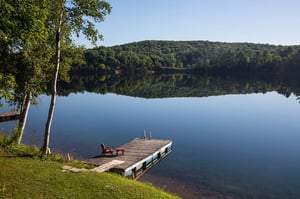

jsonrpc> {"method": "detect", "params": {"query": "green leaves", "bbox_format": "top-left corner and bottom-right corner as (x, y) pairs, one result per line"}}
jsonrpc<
(65, 0), (111, 46)
(0, 0), (112, 103)
(0, 0), (53, 101)
(0, 73), (15, 105)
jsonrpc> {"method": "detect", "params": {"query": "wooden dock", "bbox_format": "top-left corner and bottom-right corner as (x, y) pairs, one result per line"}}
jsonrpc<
(83, 138), (173, 179)
(0, 110), (20, 122)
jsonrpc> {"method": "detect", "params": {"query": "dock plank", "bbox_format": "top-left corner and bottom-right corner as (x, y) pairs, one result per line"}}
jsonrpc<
(91, 160), (125, 172)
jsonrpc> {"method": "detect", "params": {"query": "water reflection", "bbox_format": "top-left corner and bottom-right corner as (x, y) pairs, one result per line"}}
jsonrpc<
(2, 73), (300, 198)
(57, 73), (300, 100)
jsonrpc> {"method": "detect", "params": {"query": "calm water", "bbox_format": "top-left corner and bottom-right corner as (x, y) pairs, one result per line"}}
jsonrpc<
(1, 74), (300, 198)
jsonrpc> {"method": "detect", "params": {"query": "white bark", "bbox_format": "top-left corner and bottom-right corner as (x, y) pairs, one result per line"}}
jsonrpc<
(16, 92), (31, 144)
(43, 1), (64, 155)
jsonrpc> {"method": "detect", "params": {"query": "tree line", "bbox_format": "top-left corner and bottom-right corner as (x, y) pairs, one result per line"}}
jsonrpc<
(73, 40), (300, 74)
(0, 0), (111, 154)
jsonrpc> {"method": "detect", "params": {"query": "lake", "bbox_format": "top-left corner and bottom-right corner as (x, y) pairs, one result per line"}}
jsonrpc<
(1, 74), (300, 199)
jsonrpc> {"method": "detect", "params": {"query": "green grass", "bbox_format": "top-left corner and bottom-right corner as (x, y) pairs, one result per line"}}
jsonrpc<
(0, 134), (180, 199)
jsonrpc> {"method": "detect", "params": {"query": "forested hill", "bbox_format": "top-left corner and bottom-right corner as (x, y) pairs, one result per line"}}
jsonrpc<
(72, 40), (300, 74)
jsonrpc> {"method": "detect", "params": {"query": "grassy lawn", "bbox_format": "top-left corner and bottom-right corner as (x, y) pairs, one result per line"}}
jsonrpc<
(0, 135), (180, 199)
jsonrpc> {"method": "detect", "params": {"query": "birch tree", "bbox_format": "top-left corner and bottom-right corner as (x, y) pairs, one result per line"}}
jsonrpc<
(42, 0), (111, 154)
(1, 0), (51, 143)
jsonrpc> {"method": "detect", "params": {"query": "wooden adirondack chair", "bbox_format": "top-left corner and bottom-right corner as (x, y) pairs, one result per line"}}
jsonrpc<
(101, 144), (114, 156)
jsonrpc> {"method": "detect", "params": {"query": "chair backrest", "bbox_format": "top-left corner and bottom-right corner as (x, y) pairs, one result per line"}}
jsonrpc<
(101, 144), (105, 151)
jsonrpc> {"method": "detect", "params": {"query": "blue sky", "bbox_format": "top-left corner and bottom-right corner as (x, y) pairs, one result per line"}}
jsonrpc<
(76, 0), (300, 47)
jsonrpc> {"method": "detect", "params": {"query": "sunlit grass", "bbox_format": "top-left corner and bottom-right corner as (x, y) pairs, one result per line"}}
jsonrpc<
(0, 134), (180, 199)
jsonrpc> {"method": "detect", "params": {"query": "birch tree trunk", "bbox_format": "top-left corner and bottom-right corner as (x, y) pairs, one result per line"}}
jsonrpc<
(15, 91), (31, 144)
(42, 2), (64, 155)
